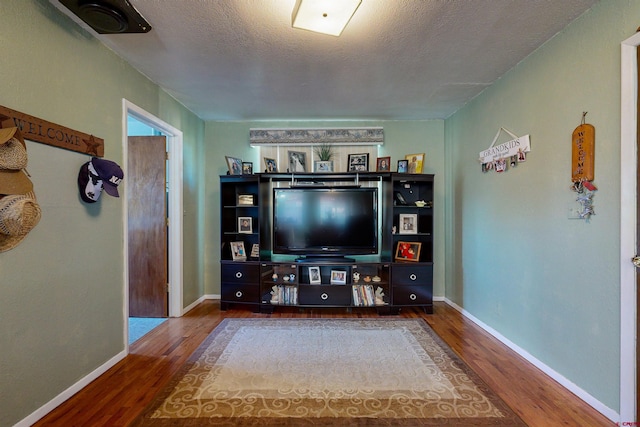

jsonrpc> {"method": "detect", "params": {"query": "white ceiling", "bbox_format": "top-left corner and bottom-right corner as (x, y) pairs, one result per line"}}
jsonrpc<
(50, 0), (597, 121)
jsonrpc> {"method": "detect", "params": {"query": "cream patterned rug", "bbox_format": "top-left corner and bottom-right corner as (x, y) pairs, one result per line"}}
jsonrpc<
(132, 319), (526, 426)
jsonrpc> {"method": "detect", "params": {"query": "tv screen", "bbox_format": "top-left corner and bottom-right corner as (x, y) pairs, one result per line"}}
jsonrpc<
(273, 187), (378, 258)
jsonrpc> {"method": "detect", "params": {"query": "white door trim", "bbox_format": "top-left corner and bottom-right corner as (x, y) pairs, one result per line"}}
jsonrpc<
(620, 31), (640, 423)
(122, 100), (184, 348)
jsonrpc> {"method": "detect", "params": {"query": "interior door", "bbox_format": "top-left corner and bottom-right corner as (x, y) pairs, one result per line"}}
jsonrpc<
(128, 135), (168, 317)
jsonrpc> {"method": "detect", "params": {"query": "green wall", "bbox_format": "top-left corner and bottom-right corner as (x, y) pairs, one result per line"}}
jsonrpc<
(204, 120), (445, 297)
(445, 0), (637, 413)
(0, 1), (204, 425)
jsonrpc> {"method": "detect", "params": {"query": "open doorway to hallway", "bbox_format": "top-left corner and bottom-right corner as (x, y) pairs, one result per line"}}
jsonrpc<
(123, 100), (184, 348)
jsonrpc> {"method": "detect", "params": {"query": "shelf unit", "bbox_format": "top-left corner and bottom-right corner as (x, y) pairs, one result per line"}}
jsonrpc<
(219, 172), (434, 313)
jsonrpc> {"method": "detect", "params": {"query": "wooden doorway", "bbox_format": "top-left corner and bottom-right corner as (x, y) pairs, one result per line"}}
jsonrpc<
(128, 135), (168, 317)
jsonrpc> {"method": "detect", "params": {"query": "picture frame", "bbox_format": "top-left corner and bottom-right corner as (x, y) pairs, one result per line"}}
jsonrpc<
(395, 241), (421, 262)
(314, 160), (333, 172)
(225, 156), (243, 175)
(250, 243), (260, 258)
(288, 150), (307, 172)
(347, 153), (369, 172)
(238, 216), (252, 234)
(405, 153), (425, 174)
(238, 194), (254, 205)
(399, 213), (418, 234)
(376, 156), (391, 172)
(397, 159), (408, 173)
(242, 162), (253, 175)
(308, 266), (321, 284)
(230, 241), (246, 261)
(264, 157), (278, 173)
(330, 270), (347, 285)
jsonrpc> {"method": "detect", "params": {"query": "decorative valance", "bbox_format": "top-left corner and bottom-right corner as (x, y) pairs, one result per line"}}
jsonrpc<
(249, 127), (384, 146)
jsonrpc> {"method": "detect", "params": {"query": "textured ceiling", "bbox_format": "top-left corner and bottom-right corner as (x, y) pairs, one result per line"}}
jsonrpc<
(50, 0), (597, 121)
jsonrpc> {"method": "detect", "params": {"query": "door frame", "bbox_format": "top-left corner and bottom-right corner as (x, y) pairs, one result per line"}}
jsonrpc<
(620, 32), (640, 422)
(122, 100), (184, 337)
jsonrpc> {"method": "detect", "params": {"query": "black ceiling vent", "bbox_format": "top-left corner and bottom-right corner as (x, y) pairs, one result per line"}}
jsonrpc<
(58, 0), (152, 34)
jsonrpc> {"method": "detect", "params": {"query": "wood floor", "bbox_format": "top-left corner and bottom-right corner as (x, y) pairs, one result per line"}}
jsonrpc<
(33, 300), (614, 426)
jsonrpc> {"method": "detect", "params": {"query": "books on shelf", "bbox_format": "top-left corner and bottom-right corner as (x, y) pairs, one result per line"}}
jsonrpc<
(352, 284), (376, 307)
(270, 285), (298, 305)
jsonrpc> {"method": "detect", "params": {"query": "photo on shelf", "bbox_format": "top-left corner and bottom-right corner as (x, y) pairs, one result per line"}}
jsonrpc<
(308, 266), (321, 284)
(225, 156), (243, 175)
(264, 157), (278, 173)
(395, 241), (421, 262)
(288, 150), (307, 172)
(405, 153), (425, 174)
(397, 159), (408, 173)
(238, 216), (252, 234)
(230, 241), (247, 261)
(347, 153), (369, 172)
(330, 270), (347, 285)
(376, 156), (391, 172)
(399, 213), (417, 234)
(242, 162), (253, 174)
(237, 194), (254, 205)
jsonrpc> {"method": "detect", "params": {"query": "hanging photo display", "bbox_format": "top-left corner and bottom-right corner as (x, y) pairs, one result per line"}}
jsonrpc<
(479, 127), (530, 173)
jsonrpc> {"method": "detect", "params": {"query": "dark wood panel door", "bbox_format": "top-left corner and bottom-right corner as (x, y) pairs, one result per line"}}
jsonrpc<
(128, 136), (167, 317)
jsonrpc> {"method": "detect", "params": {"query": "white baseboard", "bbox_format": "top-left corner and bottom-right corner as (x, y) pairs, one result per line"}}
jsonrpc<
(182, 294), (220, 314)
(14, 349), (127, 427)
(443, 298), (618, 422)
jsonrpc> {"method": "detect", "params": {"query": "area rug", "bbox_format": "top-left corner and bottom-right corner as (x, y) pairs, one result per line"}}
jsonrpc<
(132, 319), (526, 426)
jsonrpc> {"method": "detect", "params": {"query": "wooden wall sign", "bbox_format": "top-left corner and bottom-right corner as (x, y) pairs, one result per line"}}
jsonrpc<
(571, 118), (594, 182)
(0, 105), (104, 157)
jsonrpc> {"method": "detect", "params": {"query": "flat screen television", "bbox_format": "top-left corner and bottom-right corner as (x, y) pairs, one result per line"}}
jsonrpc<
(273, 187), (378, 261)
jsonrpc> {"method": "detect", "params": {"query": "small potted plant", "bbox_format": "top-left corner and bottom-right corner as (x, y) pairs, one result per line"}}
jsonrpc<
(314, 143), (334, 172)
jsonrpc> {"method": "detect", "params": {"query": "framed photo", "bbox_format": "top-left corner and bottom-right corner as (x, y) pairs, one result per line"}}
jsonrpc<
(288, 150), (307, 172)
(225, 156), (243, 175)
(330, 270), (347, 285)
(238, 216), (252, 234)
(395, 241), (421, 262)
(399, 213), (417, 234)
(314, 160), (333, 172)
(264, 157), (278, 173)
(250, 243), (260, 258)
(376, 156), (391, 172)
(405, 153), (425, 174)
(347, 153), (369, 172)
(230, 241), (246, 261)
(397, 159), (408, 173)
(308, 266), (321, 284)
(242, 162), (253, 174)
(237, 194), (254, 205)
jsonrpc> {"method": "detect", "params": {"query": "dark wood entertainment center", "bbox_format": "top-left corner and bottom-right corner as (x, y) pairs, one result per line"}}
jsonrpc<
(220, 172), (434, 314)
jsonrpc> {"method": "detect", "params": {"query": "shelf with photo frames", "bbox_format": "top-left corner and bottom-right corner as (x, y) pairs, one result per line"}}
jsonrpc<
(220, 172), (434, 313)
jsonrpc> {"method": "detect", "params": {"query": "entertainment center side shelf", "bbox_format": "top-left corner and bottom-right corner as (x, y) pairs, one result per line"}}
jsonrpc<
(219, 172), (434, 314)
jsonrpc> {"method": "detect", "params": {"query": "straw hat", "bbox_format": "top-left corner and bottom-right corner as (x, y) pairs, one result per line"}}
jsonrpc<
(0, 192), (41, 252)
(0, 127), (33, 195)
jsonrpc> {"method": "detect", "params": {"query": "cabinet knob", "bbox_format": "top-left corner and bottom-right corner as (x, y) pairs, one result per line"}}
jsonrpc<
(235, 271), (243, 279)
(235, 291), (243, 298)
(409, 293), (417, 301)
(321, 293), (329, 300)
(409, 274), (417, 281)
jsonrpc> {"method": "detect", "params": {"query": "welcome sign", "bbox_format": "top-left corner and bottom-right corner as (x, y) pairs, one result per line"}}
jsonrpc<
(0, 105), (104, 157)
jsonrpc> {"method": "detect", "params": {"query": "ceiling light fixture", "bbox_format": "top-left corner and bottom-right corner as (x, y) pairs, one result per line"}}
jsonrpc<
(291, 0), (361, 37)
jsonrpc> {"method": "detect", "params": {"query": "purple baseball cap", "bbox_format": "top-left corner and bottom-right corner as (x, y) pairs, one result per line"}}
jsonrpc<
(90, 157), (123, 197)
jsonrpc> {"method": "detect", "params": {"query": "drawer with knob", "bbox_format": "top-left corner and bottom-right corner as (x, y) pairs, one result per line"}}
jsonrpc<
(391, 264), (432, 286)
(221, 263), (260, 284)
(221, 284), (260, 303)
(392, 285), (432, 306)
